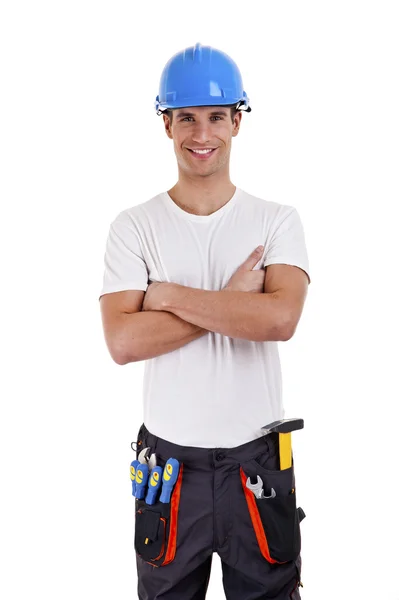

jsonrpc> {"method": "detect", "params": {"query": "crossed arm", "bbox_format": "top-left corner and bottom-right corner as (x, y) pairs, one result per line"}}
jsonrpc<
(172, 264), (304, 336)
(143, 282), (288, 342)
(109, 264), (309, 364)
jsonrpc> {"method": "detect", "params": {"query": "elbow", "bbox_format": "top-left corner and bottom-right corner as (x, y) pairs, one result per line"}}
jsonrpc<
(278, 313), (297, 342)
(113, 352), (129, 365)
(109, 340), (137, 365)
(114, 348), (139, 365)
(113, 352), (138, 365)
(109, 345), (127, 365)
(279, 328), (295, 342)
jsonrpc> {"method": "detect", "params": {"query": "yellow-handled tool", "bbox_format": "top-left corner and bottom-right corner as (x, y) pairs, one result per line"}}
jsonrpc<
(261, 419), (304, 491)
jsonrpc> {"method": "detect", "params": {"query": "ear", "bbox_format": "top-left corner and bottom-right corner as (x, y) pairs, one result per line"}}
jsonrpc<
(163, 114), (173, 139)
(232, 111), (242, 136)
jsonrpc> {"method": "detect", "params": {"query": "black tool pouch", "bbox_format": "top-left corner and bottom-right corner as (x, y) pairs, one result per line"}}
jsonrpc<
(135, 498), (171, 566)
(240, 459), (305, 564)
(134, 463), (184, 567)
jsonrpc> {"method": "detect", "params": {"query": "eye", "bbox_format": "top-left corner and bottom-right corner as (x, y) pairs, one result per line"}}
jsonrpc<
(181, 116), (222, 122)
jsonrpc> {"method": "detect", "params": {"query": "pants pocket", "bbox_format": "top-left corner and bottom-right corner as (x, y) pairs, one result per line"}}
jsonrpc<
(134, 463), (184, 567)
(240, 460), (305, 564)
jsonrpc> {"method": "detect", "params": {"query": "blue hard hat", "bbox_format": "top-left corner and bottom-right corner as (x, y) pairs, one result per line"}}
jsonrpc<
(154, 42), (251, 115)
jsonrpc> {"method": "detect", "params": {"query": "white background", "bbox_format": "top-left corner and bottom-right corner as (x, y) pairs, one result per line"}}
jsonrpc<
(1, 1), (398, 598)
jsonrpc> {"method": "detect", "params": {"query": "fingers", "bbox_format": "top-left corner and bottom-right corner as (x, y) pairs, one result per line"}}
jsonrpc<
(239, 245), (264, 270)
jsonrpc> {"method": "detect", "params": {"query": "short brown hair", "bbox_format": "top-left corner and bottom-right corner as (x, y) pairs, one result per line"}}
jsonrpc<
(164, 105), (239, 124)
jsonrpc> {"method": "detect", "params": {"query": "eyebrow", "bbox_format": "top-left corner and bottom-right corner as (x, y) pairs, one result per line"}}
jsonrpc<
(175, 110), (228, 118)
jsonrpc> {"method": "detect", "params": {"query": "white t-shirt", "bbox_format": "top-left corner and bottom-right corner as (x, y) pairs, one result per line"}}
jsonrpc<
(99, 187), (310, 448)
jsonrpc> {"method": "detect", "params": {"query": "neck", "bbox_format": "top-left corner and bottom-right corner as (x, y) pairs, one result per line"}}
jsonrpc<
(167, 179), (237, 217)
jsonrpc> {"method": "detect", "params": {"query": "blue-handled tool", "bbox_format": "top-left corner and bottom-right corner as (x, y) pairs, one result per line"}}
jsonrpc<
(145, 466), (163, 505)
(130, 460), (141, 496)
(135, 463), (149, 499)
(159, 458), (180, 503)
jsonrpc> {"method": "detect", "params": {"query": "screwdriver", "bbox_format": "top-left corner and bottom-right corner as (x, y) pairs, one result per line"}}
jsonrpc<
(145, 466), (163, 505)
(130, 460), (140, 496)
(135, 463), (149, 500)
(159, 458), (179, 503)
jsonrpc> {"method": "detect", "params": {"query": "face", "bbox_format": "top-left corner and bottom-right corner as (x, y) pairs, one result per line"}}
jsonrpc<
(163, 105), (242, 177)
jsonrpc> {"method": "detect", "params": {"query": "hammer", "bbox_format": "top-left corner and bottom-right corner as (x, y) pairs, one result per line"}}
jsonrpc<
(261, 418), (304, 471)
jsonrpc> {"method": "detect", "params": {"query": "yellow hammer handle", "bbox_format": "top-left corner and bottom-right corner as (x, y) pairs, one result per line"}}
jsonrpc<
(279, 432), (292, 470)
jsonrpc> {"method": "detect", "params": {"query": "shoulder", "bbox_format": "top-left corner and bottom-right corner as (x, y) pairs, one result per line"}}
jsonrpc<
(111, 193), (164, 228)
(239, 188), (298, 222)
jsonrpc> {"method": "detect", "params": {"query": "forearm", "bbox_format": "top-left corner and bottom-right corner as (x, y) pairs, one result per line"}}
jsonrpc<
(162, 285), (287, 342)
(120, 310), (209, 364)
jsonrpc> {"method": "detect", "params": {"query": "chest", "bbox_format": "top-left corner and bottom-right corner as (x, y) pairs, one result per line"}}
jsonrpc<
(141, 219), (266, 290)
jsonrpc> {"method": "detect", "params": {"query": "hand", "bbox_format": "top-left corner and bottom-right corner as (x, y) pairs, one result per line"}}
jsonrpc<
(142, 281), (167, 312)
(223, 246), (265, 293)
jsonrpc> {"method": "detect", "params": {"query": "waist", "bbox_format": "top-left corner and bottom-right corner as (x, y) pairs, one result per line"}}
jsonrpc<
(136, 422), (279, 469)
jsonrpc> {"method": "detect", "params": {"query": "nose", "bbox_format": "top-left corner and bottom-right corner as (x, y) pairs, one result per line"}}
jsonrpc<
(190, 121), (213, 145)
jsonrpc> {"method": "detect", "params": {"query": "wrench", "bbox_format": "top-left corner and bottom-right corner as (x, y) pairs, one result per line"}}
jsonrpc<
(246, 475), (276, 499)
(138, 446), (157, 470)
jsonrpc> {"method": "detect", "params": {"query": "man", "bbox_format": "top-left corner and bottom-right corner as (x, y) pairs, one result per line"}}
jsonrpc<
(99, 42), (310, 600)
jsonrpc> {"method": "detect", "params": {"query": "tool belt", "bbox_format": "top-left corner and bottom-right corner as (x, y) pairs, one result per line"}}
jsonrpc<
(131, 419), (306, 571)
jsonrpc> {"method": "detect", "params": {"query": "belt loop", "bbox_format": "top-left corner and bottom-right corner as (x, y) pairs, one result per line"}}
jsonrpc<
(141, 423), (159, 457)
(131, 423), (146, 453)
(263, 431), (270, 453)
(152, 434), (158, 455)
(147, 426), (158, 455)
(140, 423), (149, 449)
(265, 431), (278, 457)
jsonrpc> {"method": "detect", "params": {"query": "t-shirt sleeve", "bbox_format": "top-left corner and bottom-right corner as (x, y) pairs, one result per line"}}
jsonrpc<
(264, 206), (311, 284)
(98, 215), (149, 300)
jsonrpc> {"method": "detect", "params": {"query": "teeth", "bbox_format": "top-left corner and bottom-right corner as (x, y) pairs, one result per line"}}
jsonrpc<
(192, 148), (213, 154)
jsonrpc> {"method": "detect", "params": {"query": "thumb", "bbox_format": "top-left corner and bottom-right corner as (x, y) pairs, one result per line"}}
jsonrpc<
(239, 246), (264, 270)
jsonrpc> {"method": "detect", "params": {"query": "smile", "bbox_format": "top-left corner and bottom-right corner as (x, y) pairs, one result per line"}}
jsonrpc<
(188, 148), (217, 159)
